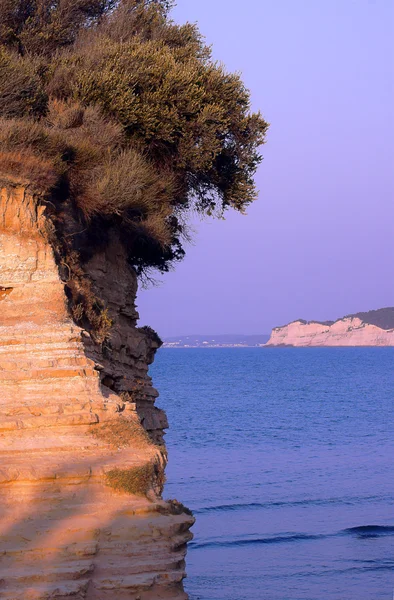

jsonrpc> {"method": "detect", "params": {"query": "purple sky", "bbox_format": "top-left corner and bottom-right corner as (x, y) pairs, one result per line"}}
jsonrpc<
(138, 0), (394, 337)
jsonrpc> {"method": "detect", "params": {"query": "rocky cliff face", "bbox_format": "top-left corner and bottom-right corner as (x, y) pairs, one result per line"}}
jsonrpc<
(266, 315), (394, 347)
(0, 180), (194, 599)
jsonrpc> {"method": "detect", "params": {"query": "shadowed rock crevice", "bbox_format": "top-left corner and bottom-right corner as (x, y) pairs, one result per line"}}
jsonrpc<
(77, 233), (169, 445)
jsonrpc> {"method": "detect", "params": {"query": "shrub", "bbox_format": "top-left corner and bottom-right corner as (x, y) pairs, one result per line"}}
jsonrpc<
(81, 149), (175, 219)
(0, 150), (58, 191)
(54, 33), (266, 214)
(0, 0), (268, 276)
(0, 0), (117, 56)
(0, 50), (47, 118)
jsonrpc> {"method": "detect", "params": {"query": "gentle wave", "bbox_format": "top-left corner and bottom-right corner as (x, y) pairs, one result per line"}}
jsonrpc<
(269, 561), (394, 579)
(344, 525), (394, 537)
(190, 533), (325, 549)
(190, 525), (394, 550)
(195, 495), (388, 514)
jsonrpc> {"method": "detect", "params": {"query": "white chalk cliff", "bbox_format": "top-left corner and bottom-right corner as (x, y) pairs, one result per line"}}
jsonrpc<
(265, 308), (394, 347)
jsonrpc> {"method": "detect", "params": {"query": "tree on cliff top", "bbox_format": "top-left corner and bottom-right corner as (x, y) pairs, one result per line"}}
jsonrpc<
(0, 0), (268, 274)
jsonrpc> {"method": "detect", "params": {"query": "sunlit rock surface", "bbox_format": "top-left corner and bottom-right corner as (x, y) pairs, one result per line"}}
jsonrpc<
(266, 312), (394, 347)
(0, 180), (193, 599)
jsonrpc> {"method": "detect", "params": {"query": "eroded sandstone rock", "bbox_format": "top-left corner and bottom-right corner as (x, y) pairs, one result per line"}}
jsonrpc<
(265, 316), (394, 346)
(0, 180), (193, 599)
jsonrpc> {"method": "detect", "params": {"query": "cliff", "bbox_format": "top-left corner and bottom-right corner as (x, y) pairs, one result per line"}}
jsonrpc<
(0, 180), (194, 599)
(265, 308), (394, 347)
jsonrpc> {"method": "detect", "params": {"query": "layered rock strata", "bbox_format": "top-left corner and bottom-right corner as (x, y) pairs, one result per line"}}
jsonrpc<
(0, 180), (194, 599)
(266, 316), (394, 347)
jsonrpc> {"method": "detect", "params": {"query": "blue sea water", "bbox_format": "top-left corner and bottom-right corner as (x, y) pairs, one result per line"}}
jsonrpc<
(149, 348), (394, 600)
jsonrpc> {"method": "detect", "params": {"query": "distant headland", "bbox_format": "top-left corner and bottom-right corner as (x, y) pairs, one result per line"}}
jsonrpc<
(265, 307), (394, 347)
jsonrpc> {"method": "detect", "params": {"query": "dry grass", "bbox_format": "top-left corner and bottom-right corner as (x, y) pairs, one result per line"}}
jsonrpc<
(0, 150), (58, 192)
(80, 149), (175, 220)
(90, 416), (151, 450)
(0, 109), (175, 257)
(131, 211), (173, 250)
(0, 118), (50, 151)
(105, 464), (156, 496)
(46, 98), (85, 130)
(0, 49), (47, 118)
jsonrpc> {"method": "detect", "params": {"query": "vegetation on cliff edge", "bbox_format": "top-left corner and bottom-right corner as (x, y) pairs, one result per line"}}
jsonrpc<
(0, 0), (268, 274)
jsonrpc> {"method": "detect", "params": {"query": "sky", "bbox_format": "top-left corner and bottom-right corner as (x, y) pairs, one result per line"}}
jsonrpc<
(138, 0), (394, 337)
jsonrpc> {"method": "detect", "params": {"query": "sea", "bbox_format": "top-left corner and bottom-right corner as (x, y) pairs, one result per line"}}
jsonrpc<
(149, 348), (394, 600)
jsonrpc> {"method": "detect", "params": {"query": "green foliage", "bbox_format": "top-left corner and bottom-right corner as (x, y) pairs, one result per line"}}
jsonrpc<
(0, 0), (117, 55)
(0, 0), (268, 273)
(59, 34), (266, 212)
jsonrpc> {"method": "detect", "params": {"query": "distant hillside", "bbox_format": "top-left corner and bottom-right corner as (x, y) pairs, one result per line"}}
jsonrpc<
(344, 307), (394, 330)
(266, 307), (394, 347)
(163, 334), (270, 348)
(278, 308), (394, 331)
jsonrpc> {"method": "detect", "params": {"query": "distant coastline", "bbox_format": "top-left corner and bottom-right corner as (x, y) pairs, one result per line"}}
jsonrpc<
(265, 307), (394, 347)
(162, 334), (270, 348)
